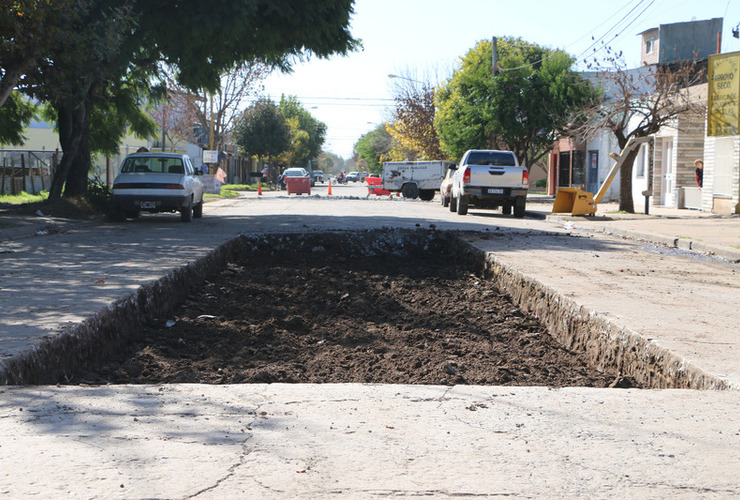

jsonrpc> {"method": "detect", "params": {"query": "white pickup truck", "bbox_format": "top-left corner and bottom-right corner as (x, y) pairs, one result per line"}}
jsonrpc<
(449, 149), (529, 218)
(382, 160), (454, 200)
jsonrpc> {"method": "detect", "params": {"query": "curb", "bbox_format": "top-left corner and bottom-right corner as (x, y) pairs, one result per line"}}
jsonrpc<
(571, 223), (740, 263)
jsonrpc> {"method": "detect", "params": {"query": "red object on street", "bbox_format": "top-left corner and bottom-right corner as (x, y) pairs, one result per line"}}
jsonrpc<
(366, 176), (390, 196)
(286, 176), (311, 195)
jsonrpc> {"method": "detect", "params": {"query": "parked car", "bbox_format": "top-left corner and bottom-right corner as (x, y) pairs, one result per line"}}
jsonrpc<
(439, 164), (457, 207)
(110, 152), (204, 222)
(311, 170), (326, 184)
(346, 171), (362, 182)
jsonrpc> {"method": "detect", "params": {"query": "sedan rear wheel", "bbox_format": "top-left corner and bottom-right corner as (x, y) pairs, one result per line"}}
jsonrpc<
(180, 197), (193, 222)
(193, 200), (203, 219)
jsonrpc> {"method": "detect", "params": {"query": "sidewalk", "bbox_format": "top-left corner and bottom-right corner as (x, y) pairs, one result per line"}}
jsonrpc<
(526, 194), (740, 262)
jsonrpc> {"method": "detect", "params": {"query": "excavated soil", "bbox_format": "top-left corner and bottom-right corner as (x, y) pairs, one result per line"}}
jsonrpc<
(68, 234), (634, 387)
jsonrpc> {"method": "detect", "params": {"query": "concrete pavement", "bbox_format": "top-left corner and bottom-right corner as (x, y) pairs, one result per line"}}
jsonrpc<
(1, 189), (739, 498)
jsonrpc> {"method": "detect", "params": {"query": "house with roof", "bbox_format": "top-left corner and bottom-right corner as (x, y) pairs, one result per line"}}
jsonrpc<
(549, 17), (740, 214)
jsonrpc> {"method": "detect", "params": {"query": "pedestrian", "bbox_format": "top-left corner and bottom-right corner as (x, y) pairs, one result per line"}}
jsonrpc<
(694, 159), (703, 188)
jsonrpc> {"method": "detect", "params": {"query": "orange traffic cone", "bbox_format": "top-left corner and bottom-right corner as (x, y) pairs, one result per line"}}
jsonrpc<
(327, 180), (333, 196)
(258, 182), (262, 195)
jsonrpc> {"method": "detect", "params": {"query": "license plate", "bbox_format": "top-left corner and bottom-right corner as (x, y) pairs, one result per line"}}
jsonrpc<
(140, 201), (156, 209)
(487, 188), (504, 194)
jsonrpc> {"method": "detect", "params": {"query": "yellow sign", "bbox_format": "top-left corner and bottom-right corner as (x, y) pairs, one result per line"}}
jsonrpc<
(708, 51), (740, 137)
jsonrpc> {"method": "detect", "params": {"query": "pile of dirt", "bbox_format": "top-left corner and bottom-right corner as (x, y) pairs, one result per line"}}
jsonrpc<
(67, 237), (634, 387)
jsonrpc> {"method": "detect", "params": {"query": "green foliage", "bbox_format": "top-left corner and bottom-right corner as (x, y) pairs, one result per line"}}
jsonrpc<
(85, 182), (112, 212)
(278, 95), (327, 168)
(354, 124), (392, 173)
(235, 97), (291, 159)
(0, 92), (36, 146)
(435, 37), (596, 166)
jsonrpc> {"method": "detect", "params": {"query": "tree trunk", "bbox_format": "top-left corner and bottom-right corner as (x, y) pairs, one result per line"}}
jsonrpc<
(618, 148), (639, 213)
(48, 91), (93, 200)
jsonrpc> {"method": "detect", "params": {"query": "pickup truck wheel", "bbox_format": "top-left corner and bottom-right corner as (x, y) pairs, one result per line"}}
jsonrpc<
(449, 194), (457, 212)
(502, 203), (512, 215)
(513, 198), (526, 218)
(419, 189), (435, 201)
(401, 183), (419, 199)
(456, 195), (468, 215)
(441, 194), (449, 207)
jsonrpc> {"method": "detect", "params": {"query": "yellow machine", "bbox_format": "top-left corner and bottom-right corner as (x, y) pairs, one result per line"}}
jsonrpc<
(552, 136), (650, 216)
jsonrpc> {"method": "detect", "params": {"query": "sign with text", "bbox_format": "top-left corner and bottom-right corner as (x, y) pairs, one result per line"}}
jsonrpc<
(708, 51), (740, 137)
(203, 150), (219, 163)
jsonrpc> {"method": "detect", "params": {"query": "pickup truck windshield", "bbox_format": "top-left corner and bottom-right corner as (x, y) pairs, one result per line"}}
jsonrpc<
(466, 152), (516, 166)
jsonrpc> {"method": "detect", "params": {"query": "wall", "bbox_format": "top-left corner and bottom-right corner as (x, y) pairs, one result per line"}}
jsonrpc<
(659, 18), (723, 64)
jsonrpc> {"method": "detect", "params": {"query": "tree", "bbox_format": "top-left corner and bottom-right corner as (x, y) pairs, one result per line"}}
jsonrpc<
(0, 92), (36, 146)
(161, 62), (270, 151)
(235, 97), (291, 179)
(9, 0), (358, 200)
(354, 124), (392, 173)
(572, 54), (706, 212)
(435, 37), (596, 166)
(278, 95), (327, 169)
(0, 0), (76, 109)
(387, 74), (444, 160)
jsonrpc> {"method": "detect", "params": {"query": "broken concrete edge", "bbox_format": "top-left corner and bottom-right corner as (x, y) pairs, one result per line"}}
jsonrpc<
(0, 234), (246, 385)
(468, 243), (734, 391)
(1, 227), (729, 389)
(0, 228), (462, 385)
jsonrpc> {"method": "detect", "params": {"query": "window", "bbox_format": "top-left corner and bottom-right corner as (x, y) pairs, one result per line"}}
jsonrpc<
(645, 38), (655, 54)
(714, 137), (734, 196)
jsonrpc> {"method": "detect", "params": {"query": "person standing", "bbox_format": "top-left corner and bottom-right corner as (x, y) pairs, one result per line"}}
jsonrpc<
(694, 159), (703, 188)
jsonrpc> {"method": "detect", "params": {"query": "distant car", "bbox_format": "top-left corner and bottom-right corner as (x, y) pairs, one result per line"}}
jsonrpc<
(311, 170), (326, 184)
(110, 152), (204, 222)
(439, 165), (457, 207)
(346, 171), (361, 182)
(359, 172), (369, 182)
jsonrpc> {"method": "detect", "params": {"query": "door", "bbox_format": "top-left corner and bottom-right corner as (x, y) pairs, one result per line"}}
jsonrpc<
(587, 151), (599, 193)
(660, 138), (674, 206)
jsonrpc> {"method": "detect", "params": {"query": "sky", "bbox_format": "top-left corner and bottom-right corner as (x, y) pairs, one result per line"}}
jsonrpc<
(261, 0), (740, 159)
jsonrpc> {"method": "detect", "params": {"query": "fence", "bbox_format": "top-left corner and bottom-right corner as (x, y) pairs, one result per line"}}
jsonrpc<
(0, 150), (57, 195)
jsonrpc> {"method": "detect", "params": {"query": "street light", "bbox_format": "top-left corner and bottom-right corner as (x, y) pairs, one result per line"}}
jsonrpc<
(388, 74), (424, 84)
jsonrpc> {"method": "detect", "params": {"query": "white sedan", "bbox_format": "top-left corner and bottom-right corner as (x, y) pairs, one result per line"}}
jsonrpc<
(110, 152), (204, 222)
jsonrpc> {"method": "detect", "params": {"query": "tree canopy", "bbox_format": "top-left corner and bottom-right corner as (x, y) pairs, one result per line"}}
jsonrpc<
(353, 124), (392, 173)
(235, 97), (291, 161)
(386, 76), (444, 161)
(435, 37), (596, 167)
(1, 0), (358, 199)
(278, 95), (327, 169)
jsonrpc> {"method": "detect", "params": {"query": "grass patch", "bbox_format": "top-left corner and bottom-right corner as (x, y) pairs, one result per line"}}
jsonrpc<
(222, 183), (258, 192)
(203, 184), (255, 202)
(0, 191), (48, 205)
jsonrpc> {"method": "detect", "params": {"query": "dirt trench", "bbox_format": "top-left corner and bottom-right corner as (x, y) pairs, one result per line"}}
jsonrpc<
(66, 231), (634, 387)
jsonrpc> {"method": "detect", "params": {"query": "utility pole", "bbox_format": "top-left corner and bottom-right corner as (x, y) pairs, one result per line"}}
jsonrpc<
(491, 36), (499, 76)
